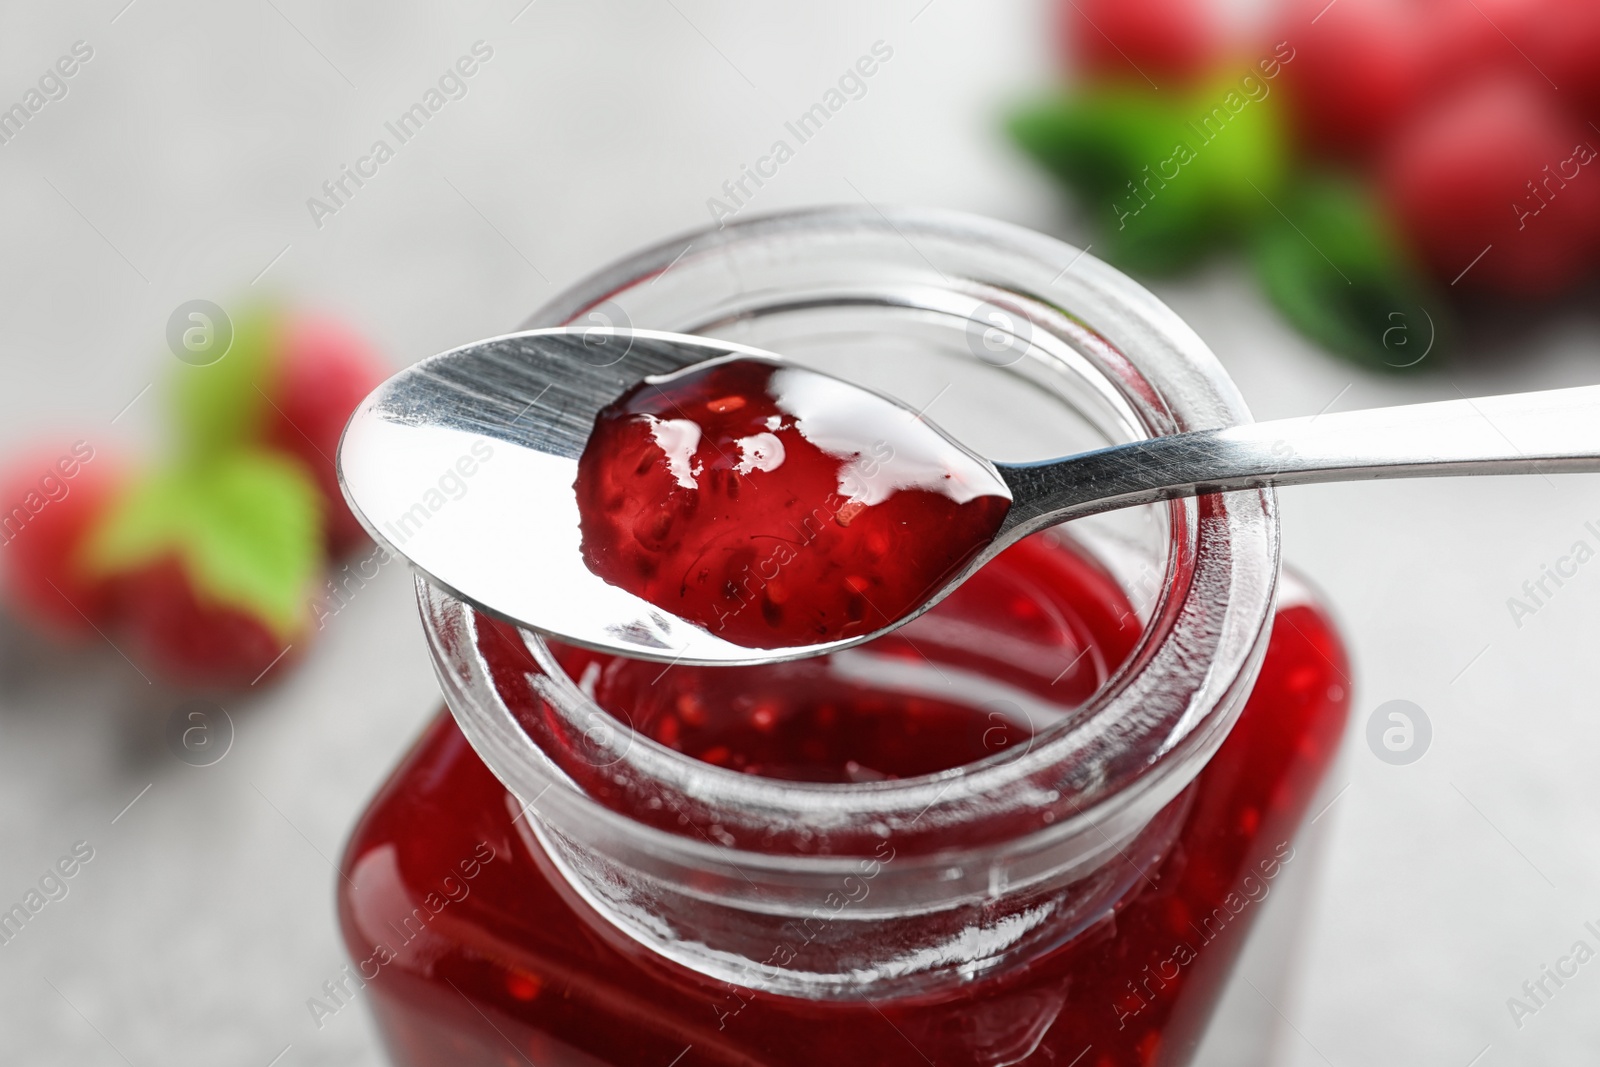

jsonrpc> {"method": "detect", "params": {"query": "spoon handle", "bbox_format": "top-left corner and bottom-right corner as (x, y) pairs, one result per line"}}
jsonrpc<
(996, 384), (1600, 530)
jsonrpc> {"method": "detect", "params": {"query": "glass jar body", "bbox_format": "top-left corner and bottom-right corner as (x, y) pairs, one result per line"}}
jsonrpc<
(338, 572), (1347, 1067)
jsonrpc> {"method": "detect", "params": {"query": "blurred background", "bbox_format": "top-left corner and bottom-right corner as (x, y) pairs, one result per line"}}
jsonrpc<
(1, 0), (1597, 1063)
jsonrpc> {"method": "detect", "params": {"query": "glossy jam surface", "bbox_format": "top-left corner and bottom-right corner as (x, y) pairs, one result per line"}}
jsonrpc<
(575, 357), (1013, 648)
(340, 536), (1350, 1066)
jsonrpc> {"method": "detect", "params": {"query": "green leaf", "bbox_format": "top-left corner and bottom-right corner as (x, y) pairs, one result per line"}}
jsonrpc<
(1009, 92), (1179, 200)
(1009, 91), (1219, 273)
(1251, 177), (1450, 370)
(1008, 70), (1297, 274)
(82, 449), (323, 638)
(170, 305), (283, 458)
(1179, 71), (1290, 224)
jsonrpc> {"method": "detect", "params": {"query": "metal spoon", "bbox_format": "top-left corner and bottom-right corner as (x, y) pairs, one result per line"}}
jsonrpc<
(337, 327), (1600, 665)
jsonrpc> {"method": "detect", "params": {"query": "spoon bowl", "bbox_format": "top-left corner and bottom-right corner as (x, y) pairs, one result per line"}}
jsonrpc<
(338, 327), (1600, 665)
(338, 328), (931, 665)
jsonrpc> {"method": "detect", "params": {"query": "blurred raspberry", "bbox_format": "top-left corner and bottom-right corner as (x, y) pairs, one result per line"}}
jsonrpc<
(82, 450), (322, 690)
(1521, 0), (1600, 119)
(1419, 0), (1538, 90)
(1420, 0), (1600, 114)
(1381, 76), (1600, 295)
(0, 444), (125, 639)
(107, 557), (305, 689)
(1061, 0), (1221, 86)
(259, 316), (388, 556)
(1277, 0), (1431, 159)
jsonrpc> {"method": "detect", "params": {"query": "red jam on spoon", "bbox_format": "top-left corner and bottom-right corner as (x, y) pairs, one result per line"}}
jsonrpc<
(575, 357), (1013, 649)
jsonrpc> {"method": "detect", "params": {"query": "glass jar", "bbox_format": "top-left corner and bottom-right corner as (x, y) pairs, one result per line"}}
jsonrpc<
(337, 207), (1351, 1066)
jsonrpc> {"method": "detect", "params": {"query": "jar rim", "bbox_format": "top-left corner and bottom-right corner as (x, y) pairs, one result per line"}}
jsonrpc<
(424, 204), (1280, 871)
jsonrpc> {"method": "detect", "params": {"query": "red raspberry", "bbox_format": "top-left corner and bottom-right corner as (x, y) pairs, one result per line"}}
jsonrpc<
(0, 443), (124, 639)
(1522, 0), (1600, 120)
(1420, 0), (1600, 116)
(1277, 0), (1432, 159)
(107, 557), (305, 689)
(261, 316), (388, 556)
(1419, 0), (1542, 94)
(80, 450), (322, 690)
(1061, 0), (1220, 86)
(1380, 76), (1600, 294)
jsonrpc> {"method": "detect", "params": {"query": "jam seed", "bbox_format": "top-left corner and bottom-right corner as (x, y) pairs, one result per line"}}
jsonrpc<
(675, 693), (708, 727)
(505, 970), (543, 1001)
(750, 703), (779, 732)
(834, 500), (868, 526)
(656, 715), (681, 748)
(706, 395), (746, 414)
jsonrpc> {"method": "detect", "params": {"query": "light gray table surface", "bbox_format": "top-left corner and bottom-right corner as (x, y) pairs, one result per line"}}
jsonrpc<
(2, 2), (1597, 1065)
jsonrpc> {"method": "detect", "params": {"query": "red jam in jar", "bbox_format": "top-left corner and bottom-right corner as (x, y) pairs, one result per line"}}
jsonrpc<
(338, 531), (1349, 1066)
(575, 356), (1013, 648)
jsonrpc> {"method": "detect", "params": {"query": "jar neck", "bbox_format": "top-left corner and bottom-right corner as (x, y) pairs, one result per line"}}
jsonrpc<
(427, 206), (1278, 1000)
(430, 583), (1222, 1001)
